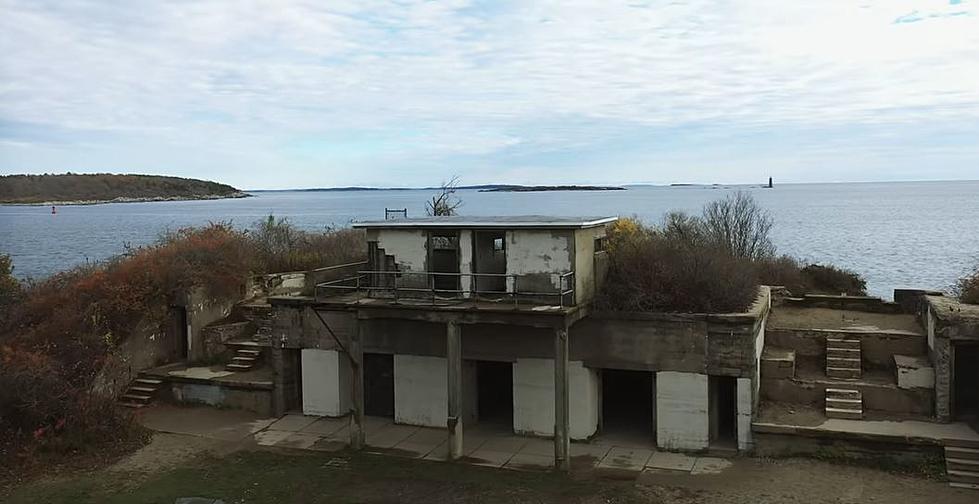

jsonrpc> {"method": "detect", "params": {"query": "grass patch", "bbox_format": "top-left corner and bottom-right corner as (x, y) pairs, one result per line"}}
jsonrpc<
(3, 449), (651, 504)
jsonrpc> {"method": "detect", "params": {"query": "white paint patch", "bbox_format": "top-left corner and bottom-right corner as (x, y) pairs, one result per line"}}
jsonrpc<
(376, 229), (428, 271)
(394, 354), (447, 427)
(895, 355), (935, 389)
(736, 377), (753, 451)
(656, 371), (709, 451)
(506, 230), (572, 290)
(513, 358), (554, 436)
(570, 362), (600, 440)
(301, 349), (351, 417)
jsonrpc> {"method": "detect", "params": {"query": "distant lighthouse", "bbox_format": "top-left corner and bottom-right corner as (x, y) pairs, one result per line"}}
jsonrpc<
(767, 177), (773, 189)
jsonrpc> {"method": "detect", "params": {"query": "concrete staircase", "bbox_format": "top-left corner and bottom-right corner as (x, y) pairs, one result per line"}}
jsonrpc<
(826, 336), (861, 379)
(945, 440), (979, 491)
(825, 388), (863, 419)
(237, 301), (273, 345)
(118, 375), (164, 409)
(226, 344), (262, 372)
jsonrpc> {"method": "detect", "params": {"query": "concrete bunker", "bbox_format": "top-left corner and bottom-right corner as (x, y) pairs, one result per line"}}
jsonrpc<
(709, 375), (738, 450)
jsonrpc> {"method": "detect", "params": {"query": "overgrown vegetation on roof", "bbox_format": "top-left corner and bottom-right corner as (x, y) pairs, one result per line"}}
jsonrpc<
(0, 217), (365, 479)
(596, 192), (867, 314)
(956, 265), (979, 304)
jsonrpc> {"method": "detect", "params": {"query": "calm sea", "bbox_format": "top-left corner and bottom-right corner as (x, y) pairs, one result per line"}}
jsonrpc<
(1, 181), (977, 298)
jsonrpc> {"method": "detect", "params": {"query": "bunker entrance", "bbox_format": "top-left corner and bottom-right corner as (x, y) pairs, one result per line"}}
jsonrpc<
(601, 369), (654, 442)
(709, 376), (737, 449)
(169, 305), (188, 361)
(364, 353), (394, 418)
(476, 361), (513, 428)
(953, 343), (979, 421)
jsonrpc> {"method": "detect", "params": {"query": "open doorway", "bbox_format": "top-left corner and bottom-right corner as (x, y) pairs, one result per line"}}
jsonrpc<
(709, 376), (738, 449)
(476, 361), (513, 429)
(473, 231), (507, 296)
(364, 353), (394, 418)
(169, 305), (189, 361)
(601, 369), (655, 443)
(429, 232), (460, 293)
(953, 343), (979, 422)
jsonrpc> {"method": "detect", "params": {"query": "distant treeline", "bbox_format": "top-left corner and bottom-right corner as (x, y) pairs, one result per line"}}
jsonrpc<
(0, 173), (245, 204)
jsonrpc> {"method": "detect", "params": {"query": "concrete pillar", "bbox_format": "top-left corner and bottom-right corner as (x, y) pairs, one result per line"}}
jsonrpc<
(736, 377), (753, 451)
(270, 345), (286, 417)
(446, 320), (463, 460)
(554, 326), (570, 471)
(349, 319), (366, 450)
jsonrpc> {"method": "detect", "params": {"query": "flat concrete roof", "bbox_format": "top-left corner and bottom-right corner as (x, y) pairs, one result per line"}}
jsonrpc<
(353, 215), (618, 229)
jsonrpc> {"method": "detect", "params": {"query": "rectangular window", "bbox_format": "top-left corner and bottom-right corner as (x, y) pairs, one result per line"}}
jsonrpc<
(493, 237), (505, 252)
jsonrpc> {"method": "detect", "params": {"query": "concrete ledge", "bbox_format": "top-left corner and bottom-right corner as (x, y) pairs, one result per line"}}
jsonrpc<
(765, 327), (926, 367)
(761, 348), (795, 379)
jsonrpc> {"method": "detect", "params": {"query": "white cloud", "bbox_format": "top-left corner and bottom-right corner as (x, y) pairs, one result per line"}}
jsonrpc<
(0, 0), (977, 187)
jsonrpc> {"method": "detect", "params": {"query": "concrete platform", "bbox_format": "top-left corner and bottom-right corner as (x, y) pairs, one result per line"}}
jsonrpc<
(753, 414), (979, 447)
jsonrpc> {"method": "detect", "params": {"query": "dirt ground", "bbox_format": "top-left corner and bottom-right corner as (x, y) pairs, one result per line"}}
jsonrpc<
(4, 430), (976, 504)
(769, 306), (924, 333)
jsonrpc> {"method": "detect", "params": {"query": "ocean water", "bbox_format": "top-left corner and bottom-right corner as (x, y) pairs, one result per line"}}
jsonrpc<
(1, 181), (977, 298)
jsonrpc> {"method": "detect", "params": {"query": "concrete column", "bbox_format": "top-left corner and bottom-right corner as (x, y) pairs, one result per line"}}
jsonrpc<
(349, 319), (366, 450)
(446, 320), (463, 460)
(554, 326), (570, 471)
(270, 345), (286, 417)
(736, 377), (753, 451)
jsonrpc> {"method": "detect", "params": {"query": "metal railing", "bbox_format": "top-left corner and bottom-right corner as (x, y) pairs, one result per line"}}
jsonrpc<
(316, 270), (576, 308)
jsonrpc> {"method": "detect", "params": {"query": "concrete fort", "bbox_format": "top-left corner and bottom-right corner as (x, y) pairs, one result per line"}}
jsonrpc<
(263, 215), (771, 470)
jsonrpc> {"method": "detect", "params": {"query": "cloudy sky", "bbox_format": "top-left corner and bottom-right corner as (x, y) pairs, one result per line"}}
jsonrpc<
(1, 1), (977, 189)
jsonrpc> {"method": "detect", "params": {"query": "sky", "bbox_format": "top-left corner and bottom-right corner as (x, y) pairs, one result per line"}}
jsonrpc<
(1, 1), (977, 190)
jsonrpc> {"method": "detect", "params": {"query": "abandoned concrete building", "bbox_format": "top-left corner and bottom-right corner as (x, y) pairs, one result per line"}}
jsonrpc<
(120, 215), (979, 488)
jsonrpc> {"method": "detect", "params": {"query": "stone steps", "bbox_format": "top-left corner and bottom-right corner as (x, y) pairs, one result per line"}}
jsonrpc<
(826, 336), (861, 380)
(225, 346), (263, 372)
(825, 388), (862, 419)
(118, 373), (164, 408)
(946, 443), (979, 490)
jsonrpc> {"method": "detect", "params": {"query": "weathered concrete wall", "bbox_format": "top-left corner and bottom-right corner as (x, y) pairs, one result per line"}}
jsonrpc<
(91, 318), (172, 399)
(394, 354), (447, 427)
(894, 355), (934, 390)
(301, 349), (350, 417)
(168, 381), (274, 416)
(506, 230), (573, 294)
(570, 362), (600, 440)
(573, 226), (607, 304)
(184, 288), (239, 363)
(760, 376), (934, 415)
(922, 295), (979, 421)
(513, 358), (554, 437)
(765, 328), (927, 367)
(737, 377), (753, 451)
(657, 371), (709, 451)
(458, 229), (473, 296)
(512, 358), (596, 440)
(753, 432), (943, 465)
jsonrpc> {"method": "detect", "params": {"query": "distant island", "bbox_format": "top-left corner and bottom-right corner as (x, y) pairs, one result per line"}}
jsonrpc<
(477, 185), (625, 192)
(0, 173), (249, 205)
(271, 184), (626, 193)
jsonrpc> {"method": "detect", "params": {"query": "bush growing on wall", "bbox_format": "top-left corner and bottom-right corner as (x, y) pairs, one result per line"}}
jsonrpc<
(247, 215), (365, 273)
(956, 265), (979, 304)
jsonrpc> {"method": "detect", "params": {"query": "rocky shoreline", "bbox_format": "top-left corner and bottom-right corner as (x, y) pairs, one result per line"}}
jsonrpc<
(2, 191), (251, 206)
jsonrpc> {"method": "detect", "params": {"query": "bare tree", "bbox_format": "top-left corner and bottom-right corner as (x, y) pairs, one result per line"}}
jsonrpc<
(426, 176), (462, 216)
(700, 191), (775, 260)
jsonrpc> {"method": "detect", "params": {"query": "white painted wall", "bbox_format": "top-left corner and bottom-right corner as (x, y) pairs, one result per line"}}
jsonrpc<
(458, 229), (473, 297)
(512, 358), (598, 440)
(394, 354), (447, 427)
(505, 230), (573, 291)
(736, 377), (753, 451)
(376, 229), (428, 271)
(301, 349), (350, 417)
(656, 371), (709, 451)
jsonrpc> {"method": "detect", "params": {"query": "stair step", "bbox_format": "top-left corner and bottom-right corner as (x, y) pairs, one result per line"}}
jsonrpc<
(946, 438), (979, 450)
(826, 367), (861, 379)
(238, 349), (261, 356)
(947, 458), (979, 472)
(826, 398), (862, 409)
(826, 338), (860, 349)
(825, 407), (862, 420)
(232, 356), (256, 362)
(128, 386), (157, 393)
(947, 446), (979, 461)
(827, 357), (861, 369)
(825, 388), (862, 400)
(226, 363), (252, 370)
(118, 401), (146, 409)
(949, 482), (979, 490)
(826, 348), (860, 359)
(135, 378), (163, 385)
(120, 393), (152, 403)
(947, 470), (979, 485)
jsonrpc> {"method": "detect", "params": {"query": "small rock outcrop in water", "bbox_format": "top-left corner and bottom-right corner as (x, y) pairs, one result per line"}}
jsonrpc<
(0, 173), (248, 205)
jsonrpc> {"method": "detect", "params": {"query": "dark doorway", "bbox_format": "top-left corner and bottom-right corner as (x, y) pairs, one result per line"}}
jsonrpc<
(169, 305), (188, 361)
(429, 232), (460, 293)
(709, 376), (737, 449)
(953, 343), (979, 421)
(473, 231), (507, 296)
(601, 369), (654, 441)
(364, 353), (395, 418)
(476, 361), (513, 426)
